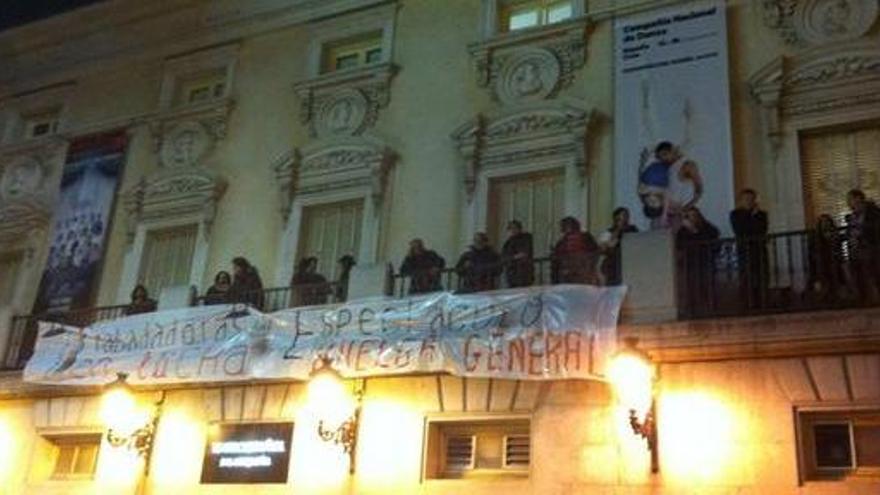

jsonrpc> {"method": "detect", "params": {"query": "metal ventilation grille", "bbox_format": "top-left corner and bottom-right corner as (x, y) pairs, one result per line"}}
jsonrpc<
(503, 434), (530, 469)
(445, 435), (475, 471)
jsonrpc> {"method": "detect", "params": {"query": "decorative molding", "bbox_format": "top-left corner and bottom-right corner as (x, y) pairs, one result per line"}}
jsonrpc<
(749, 41), (880, 149)
(124, 167), (227, 243)
(468, 19), (590, 105)
(294, 63), (398, 139)
(762, 0), (879, 46)
(273, 138), (396, 221)
(453, 103), (594, 202)
(147, 98), (235, 159)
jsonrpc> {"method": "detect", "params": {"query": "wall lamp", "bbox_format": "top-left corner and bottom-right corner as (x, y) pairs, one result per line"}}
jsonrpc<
(307, 357), (364, 474)
(101, 372), (165, 471)
(608, 337), (658, 473)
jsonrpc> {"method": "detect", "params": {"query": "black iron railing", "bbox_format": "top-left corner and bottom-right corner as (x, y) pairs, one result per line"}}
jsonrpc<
(191, 281), (346, 312)
(677, 227), (877, 319)
(2, 304), (130, 371)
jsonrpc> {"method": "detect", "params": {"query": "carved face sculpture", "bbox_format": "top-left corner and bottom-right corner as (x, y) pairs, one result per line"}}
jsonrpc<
(821, 0), (852, 35)
(329, 99), (354, 132)
(512, 62), (544, 96)
(1, 159), (42, 200)
(173, 130), (197, 166)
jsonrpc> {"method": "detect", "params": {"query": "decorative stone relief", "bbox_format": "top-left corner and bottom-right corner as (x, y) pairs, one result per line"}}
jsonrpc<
(273, 139), (396, 221)
(124, 168), (227, 242)
(750, 41), (880, 149)
(294, 64), (397, 139)
(763, 0), (879, 46)
(453, 104), (594, 202)
(148, 98), (234, 164)
(468, 20), (589, 105)
(159, 120), (213, 168)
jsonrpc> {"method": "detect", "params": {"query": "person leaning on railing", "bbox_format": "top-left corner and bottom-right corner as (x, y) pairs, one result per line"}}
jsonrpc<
(229, 256), (265, 309)
(124, 284), (157, 316)
(455, 232), (502, 293)
(291, 257), (332, 306)
(501, 220), (534, 288)
(203, 271), (232, 305)
(400, 238), (446, 294)
(551, 216), (599, 285)
(845, 189), (880, 305)
(676, 206), (721, 314)
(807, 215), (849, 304)
(729, 189), (769, 310)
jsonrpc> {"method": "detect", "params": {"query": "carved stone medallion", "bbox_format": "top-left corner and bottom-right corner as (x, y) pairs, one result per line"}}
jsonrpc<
(764, 0), (879, 45)
(314, 89), (370, 137)
(496, 48), (561, 104)
(0, 156), (44, 201)
(159, 120), (212, 168)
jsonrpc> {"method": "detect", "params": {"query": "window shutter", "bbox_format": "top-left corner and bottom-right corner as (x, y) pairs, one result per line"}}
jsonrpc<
(503, 434), (530, 469)
(445, 435), (476, 471)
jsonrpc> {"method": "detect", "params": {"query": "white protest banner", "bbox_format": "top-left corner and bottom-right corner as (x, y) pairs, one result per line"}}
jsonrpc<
(23, 285), (625, 386)
(614, 0), (734, 233)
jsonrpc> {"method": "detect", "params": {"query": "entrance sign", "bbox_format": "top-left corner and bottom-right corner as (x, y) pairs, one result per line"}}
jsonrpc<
(23, 285), (626, 385)
(613, 0), (733, 232)
(201, 422), (294, 484)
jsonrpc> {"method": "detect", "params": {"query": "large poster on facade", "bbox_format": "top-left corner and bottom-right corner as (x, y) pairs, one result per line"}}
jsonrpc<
(23, 285), (626, 385)
(613, 0), (733, 232)
(32, 131), (128, 314)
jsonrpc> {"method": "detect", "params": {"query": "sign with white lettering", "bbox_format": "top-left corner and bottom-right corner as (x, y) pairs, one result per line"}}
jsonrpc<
(23, 285), (625, 385)
(614, 0), (734, 233)
(201, 422), (293, 484)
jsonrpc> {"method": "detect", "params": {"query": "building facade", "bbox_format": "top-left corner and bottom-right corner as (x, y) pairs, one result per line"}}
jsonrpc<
(0, 0), (879, 493)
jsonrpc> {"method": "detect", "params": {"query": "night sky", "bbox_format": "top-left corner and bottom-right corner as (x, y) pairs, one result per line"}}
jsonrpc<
(0, 0), (106, 32)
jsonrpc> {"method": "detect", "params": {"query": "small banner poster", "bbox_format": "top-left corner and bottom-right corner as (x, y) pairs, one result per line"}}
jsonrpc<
(23, 285), (625, 385)
(613, 0), (734, 232)
(32, 131), (129, 313)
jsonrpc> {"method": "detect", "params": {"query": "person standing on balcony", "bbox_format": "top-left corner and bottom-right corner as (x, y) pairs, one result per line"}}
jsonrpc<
(291, 257), (331, 306)
(124, 284), (157, 316)
(551, 216), (599, 285)
(229, 257), (264, 309)
(400, 238), (446, 294)
(502, 220), (534, 288)
(598, 207), (639, 286)
(845, 189), (880, 304)
(677, 207), (720, 316)
(730, 189), (769, 309)
(456, 232), (502, 293)
(335, 255), (356, 301)
(808, 215), (848, 304)
(203, 271), (232, 305)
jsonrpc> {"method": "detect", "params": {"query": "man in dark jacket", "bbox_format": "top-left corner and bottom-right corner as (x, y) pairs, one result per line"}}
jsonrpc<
(551, 216), (599, 285)
(456, 232), (502, 293)
(846, 189), (880, 303)
(229, 257), (264, 309)
(502, 220), (534, 288)
(400, 239), (446, 294)
(730, 189), (769, 309)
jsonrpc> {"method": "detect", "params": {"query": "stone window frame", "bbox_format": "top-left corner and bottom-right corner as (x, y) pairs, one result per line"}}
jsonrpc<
(795, 405), (880, 483)
(478, 0), (586, 40)
(749, 40), (880, 231)
(0, 82), (74, 145)
(158, 43), (240, 111)
(421, 412), (532, 481)
(303, 3), (398, 80)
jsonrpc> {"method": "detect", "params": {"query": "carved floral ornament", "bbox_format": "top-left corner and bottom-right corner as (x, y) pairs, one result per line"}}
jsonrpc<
(148, 98), (235, 168)
(749, 41), (880, 143)
(273, 140), (396, 221)
(763, 0), (879, 45)
(469, 20), (589, 105)
(453, 104), (594, 202)
(0, 141), (65, 249)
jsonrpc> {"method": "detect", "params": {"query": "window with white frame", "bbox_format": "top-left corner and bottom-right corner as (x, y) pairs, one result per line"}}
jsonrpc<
(425, 417), (530, 479)
(138, 224), (198, 297)
(160, 44), (238, 111)
(321, 31), (384, 74)
(23, 111), (60, 139)
(174, 68), (228, 107)
(298, 200), (363, 280)
(500, 0), (573, 32)
(488, 169), (564, 257)
(0, 252), (22, 305)
(47, 434), (101, 480)
(799, 410), (880, 480)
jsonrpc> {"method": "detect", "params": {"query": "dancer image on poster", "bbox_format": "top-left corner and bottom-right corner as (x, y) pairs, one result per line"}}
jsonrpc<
(637, 141), (703, 230)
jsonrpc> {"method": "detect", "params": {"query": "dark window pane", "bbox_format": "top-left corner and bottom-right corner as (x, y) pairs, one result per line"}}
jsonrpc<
(365, 47), (382, 64)
(814, 423), (853, 469)
(335, 54), (358, 70)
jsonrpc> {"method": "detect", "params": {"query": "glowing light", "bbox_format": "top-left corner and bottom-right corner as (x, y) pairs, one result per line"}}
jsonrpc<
(660, 392), (736, 482)
(0, 417), (14, 483)
(307, 366), (356, 427)
(100, 385), (148, 437)
(356, 398), (421, 488)
(149, 409), (203, 486)
(607, 351), (655, 418)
